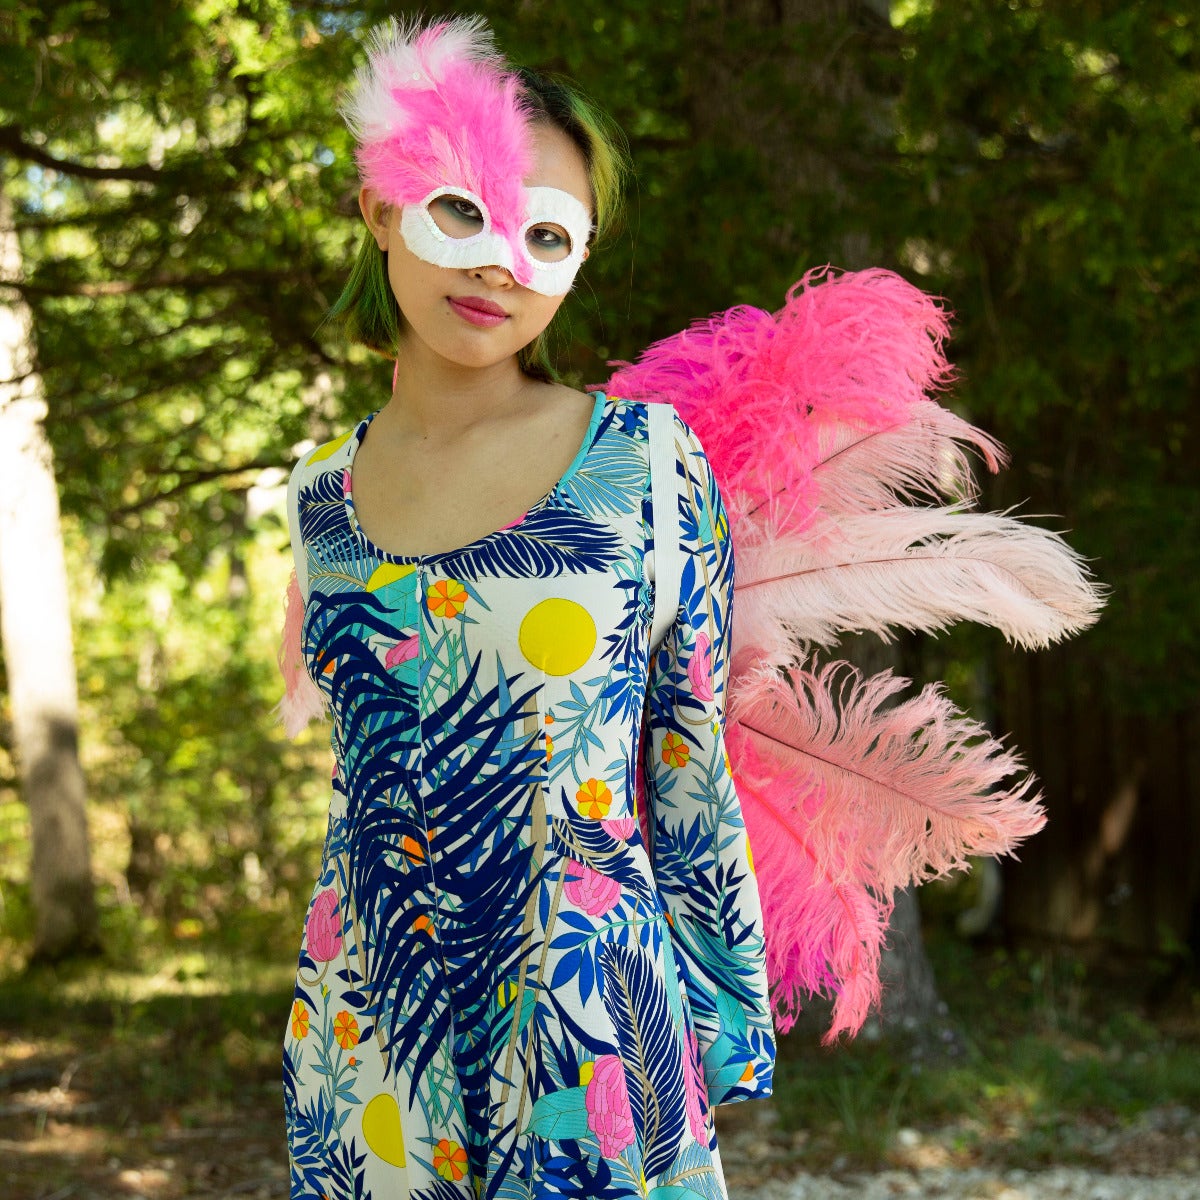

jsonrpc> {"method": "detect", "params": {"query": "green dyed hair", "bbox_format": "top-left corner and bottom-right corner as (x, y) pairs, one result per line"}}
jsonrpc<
(325, 69), (630, 382)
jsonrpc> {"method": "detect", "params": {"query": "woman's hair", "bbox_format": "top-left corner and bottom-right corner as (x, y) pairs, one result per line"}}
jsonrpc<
(325, 69), (630, 382)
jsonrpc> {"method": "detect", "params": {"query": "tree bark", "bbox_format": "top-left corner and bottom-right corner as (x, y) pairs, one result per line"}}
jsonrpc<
(0, 180), (98, 961)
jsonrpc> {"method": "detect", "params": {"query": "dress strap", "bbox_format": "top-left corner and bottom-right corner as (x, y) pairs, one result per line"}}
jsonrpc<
(648, 402), (682, 653)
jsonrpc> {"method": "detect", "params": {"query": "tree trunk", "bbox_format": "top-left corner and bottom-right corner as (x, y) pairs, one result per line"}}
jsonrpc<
(0, 181), (98, 961)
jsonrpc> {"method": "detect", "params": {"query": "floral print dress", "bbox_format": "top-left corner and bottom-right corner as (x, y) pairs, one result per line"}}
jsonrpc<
(283, 394), (775, 1200)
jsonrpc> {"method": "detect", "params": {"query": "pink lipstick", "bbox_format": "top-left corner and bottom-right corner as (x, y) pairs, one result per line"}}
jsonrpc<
(449, 295), (508, 328)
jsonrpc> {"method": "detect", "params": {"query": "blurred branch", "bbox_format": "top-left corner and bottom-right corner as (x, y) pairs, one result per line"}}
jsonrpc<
(0, 123), (163, 183)
(113, 460), (282, 515)
(5, 268), (312, 297)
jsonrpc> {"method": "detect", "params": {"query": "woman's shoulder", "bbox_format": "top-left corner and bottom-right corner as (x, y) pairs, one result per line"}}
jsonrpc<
(287, 416), (370, 486)
(596, 392), (709, 457)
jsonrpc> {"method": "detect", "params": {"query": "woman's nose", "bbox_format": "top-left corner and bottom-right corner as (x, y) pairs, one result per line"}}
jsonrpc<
(468, 263), (515, 287)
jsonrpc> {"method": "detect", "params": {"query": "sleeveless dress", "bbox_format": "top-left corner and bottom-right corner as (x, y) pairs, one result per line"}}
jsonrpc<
(283, 393), (775, 1200)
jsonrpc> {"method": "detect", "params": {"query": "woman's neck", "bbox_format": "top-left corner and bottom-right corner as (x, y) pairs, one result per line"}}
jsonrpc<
(382, 342), (535, 442)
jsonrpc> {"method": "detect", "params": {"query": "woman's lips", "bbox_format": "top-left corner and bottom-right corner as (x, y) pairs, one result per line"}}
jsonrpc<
(448, 296), (509, 327)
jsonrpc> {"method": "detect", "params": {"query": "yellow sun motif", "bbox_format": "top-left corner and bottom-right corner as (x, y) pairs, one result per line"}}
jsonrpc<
(518, 598), (596, 676)
(361, 1093), (406, 1166)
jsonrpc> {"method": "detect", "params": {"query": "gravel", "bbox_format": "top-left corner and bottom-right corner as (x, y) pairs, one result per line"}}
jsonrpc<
(736, 1166), (1200, 1200)
(719, 1104), (1200, 1200)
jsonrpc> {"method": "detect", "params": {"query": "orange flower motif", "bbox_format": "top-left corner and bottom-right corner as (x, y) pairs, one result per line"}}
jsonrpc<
(291, 1000), (309, 1039)
(333, 1010), (360, 1049)
(434, 1138), (468, 1182)
(576, 778), (613, 819)
(661, 732), (690, 769)
(544, 734), (554, 764)
(427, 579), (468, 619)
(412, 914), (432, 934)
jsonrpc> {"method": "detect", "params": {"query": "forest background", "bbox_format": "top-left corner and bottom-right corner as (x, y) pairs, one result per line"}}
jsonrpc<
(1, 1), (1198, 1196)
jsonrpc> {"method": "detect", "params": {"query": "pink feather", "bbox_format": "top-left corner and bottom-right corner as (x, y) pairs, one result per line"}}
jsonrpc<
(730, 722), (892, 1042)
(607, 267), (961, 535)
(730, 660), (1044, 1040)
(275, 571), (327, 739)
(342, 17), (535, 275)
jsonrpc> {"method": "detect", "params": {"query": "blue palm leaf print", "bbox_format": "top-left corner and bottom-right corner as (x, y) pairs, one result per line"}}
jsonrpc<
(411, 1184), (471, 1200)
(559, 435), (648, 518)
(299, 469), (349, 544)
(435, 506), (623, 578)
(598, 943), (688, 1179)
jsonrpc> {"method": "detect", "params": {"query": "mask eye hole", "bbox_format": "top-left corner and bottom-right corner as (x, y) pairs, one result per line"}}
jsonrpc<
(428, 194), (486, 239)
(525, 223), (572, 263)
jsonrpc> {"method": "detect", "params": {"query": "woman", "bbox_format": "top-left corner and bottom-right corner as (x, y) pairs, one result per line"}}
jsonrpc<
(281, 17), (774, 1200)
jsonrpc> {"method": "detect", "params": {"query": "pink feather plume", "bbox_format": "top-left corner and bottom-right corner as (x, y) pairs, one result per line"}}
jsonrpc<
(342, 16), (534, 251)
(607, 267), (963, 536)
(734, 506), (1105, 671)
(731, 722), (892, 1042)
(275, 570), (326, 739)
(730, 660), (1044, 1040)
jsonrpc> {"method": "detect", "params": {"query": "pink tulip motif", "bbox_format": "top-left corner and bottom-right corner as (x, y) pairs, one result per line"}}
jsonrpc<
(601, 817), (637, 841)
(386, 635), (419, 667)
(683, 1026), (709, 1145)
(564, 860), (621, 917)
(688, 633), (714, 702)
(585, 1054), (636, 1158)
(305, 889), (342, 962)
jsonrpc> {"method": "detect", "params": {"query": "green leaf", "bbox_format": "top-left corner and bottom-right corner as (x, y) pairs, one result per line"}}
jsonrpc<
(523, 1087), (590, 1140)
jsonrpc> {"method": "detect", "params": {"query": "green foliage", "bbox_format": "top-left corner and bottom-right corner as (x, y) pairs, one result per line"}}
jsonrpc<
(896, 0), (1200, 714)
(1, 1), (1197, 958)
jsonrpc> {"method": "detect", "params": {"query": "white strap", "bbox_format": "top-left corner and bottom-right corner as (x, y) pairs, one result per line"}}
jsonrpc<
(286, 451), (311, 602)
(648, 403), (682, 652)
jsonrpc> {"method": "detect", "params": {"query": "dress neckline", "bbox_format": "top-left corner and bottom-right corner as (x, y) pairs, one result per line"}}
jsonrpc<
(343, 391), (609, 566)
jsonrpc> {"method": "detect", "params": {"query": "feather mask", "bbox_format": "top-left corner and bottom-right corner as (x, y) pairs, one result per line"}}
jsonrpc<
(340, 16), (542, 285)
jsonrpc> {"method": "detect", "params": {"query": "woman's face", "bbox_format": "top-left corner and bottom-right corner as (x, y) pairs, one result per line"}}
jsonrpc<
(360, 121), (593, 374)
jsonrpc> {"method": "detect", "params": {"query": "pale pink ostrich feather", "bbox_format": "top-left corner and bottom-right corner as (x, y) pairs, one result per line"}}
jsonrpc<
(341, 17), (535, 276)
(728, 660), (1045, 1041)
(275, 570), (326, 738)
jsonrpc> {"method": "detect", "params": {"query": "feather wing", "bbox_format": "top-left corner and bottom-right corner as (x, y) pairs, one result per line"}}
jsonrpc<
(608, 266), (1104, 1040)
(728, 660), (1044, 1040)
(275, 570), (327, 738)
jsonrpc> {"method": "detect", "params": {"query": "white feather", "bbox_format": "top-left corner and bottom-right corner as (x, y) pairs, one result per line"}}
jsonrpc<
(735, 506), (1105, 667)
(341, 15), (499, 140)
